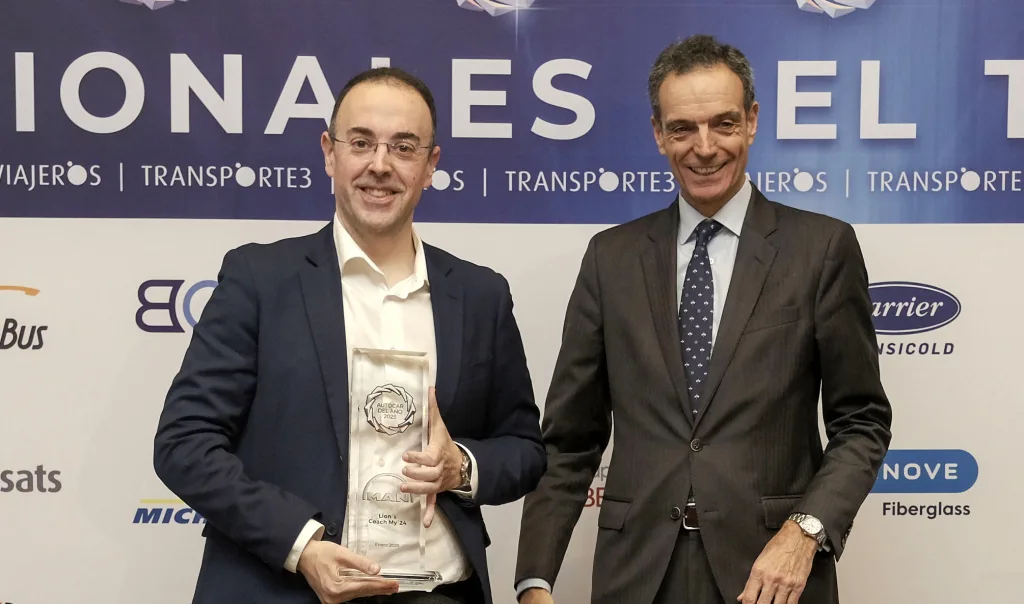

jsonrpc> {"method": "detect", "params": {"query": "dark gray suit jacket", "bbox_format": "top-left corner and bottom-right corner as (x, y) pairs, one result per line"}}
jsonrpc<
(515, 188), (892, 603)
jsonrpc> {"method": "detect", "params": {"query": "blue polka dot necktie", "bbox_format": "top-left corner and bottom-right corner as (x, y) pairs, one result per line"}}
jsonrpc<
(678, 219), (724, 418)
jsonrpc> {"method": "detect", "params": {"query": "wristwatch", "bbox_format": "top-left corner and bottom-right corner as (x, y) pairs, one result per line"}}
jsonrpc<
(788, 513), (827, 548)
(452, 447), (472, 493)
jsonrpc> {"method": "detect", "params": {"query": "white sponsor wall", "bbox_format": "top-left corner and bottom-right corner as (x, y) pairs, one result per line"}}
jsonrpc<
(2, 218), (1022, 603)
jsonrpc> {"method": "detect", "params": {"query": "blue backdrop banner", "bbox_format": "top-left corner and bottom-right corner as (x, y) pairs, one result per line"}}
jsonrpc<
(2, 0), (1021, 224)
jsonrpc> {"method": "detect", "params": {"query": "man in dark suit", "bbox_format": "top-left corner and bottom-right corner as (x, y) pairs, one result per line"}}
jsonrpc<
(514, 35), (892, 604)
(153, 67), (546, 604)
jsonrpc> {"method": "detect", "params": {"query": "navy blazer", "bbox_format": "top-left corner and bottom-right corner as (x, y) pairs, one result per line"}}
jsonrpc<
(154, 223), (546, 604)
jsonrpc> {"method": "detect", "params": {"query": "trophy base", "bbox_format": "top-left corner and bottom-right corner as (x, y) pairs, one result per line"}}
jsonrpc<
(338, 569), (443, 591)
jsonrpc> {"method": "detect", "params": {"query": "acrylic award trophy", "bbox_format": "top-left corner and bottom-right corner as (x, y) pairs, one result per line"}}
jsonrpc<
(340, 348), (442, 589)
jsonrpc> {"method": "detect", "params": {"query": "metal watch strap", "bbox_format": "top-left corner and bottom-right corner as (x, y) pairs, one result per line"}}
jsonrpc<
(454, 447), (472, 492)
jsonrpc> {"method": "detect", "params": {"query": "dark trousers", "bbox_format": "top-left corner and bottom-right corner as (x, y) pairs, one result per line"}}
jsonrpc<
(352, 579), (475, 604)
(652, 529), (727, 604)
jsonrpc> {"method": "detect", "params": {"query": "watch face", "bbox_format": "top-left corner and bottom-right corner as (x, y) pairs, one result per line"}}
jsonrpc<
(801, 517), (823, 534)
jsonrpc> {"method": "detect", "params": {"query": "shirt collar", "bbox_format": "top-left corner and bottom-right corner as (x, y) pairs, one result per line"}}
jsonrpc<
(332, 213), (429, 289)
(677, 177), (752, 245)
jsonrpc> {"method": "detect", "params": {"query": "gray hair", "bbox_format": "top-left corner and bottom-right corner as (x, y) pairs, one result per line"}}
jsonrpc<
(648, 34), (756, 123)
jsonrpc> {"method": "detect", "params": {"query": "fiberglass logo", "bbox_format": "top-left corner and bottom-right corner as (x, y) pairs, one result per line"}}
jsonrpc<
(797, 0), (875, 18)
(873, 450), (978, 494)
(457, 0), (535, 17)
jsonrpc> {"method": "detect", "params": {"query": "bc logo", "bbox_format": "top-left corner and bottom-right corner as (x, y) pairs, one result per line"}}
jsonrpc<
(136, 279), (217, 333)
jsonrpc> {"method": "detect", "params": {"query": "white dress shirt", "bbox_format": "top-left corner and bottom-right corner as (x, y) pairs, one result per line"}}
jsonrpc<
(514, 179), (752, 599)
(675, 177), (751, 349)
(283, 214), (478, 586)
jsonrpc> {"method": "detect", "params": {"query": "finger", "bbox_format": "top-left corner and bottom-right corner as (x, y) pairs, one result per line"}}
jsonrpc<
(344, 578), (400, 599)
(738, 574), (761, 604)
(403, 464), (442, 482)
(333, 547), (382, 576)
(403, 446), (440, 467)
(773, 586), (791, 604)
(755, 580), (776, 604)
(424, 492), (437, 528)
(428, 386), (438, 428)
(428, 387), (445, 436)
(787, 588), (802, 604)
(400, 479), (442, 495)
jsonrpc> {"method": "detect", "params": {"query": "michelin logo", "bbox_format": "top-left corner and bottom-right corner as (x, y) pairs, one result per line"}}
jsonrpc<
(119, 0), (189, 9)
(457, 0), (535, 17)
(797, 0), (875, 18)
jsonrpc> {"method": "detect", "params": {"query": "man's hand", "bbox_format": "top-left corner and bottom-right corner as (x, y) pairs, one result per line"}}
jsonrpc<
(520, 587), (555, 604)
(737, 520), (818, 604)
(401, 386), (465, 527)
(297, 540), (399, 604)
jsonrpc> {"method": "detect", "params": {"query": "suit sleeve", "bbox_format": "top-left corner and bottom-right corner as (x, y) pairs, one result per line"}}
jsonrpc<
(455, 273), (547, 507)
(799, 223), (893, 559)
(514, 237), (612, 588)
(153, 247), (320, 571)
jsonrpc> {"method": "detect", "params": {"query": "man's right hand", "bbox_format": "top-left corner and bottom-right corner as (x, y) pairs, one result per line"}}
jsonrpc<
(297, 539), (399, 603)
(520, 588), (555, 604)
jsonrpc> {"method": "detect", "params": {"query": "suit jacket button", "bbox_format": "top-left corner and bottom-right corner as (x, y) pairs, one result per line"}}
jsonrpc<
(690, 438), (703, 452)
(670, 506), (682, 520)
(325, 522), (338, 537)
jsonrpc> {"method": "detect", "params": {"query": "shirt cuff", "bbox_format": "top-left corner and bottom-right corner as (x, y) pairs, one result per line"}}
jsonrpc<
(451, 441), (479, 500)
(515, 578), (553, 600)
(284, 519), (325, 573)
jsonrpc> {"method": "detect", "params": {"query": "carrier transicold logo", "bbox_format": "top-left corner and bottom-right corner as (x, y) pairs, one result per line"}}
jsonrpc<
(797, 0), (875, 18)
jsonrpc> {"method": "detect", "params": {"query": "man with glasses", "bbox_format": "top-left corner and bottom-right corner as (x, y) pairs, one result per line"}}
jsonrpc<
(515, 35), (892, 604)
(154, 67), (546, 604)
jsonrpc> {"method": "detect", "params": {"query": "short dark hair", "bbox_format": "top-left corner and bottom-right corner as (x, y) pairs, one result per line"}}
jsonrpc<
(648, 34), (756, 123)
(327, 67), (438, 147)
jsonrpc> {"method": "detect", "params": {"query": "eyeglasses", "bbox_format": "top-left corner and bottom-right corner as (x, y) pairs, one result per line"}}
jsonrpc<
(331, 135), (433, 163)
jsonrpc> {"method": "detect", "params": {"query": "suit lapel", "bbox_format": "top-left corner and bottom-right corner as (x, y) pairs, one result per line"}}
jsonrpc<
(299, 224), (351, 462)
(425, 245), (463, 418)
(640, 201), (695, 424)
(693, 190), (778, 428)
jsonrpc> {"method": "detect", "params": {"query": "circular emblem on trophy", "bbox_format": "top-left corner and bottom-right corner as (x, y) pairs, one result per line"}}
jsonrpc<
(364, 384), (417, 436)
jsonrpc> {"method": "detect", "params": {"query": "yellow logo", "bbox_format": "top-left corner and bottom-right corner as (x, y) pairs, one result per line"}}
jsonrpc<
(0, 285), (40, 296)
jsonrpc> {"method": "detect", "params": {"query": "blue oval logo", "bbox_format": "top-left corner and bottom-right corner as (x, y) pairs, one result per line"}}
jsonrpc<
(869, 281), (960, 335)
(871, 449), (978, 494)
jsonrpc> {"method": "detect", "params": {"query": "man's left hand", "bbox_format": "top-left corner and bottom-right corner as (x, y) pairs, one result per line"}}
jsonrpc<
(737, 520), (818, 604)
(401, 386), (465, 528)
